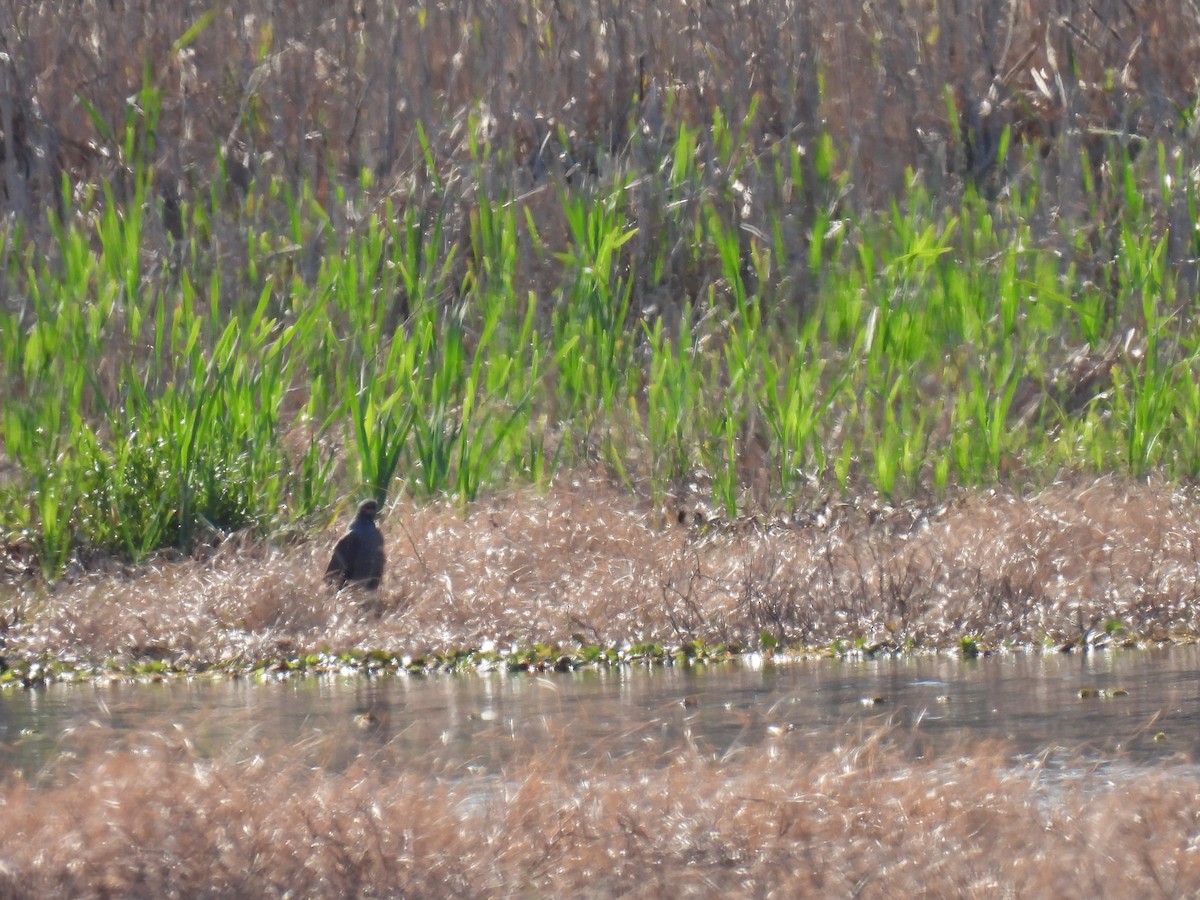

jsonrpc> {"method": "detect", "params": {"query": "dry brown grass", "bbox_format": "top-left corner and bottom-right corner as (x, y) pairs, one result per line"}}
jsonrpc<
(0, 726), (1196, 897)
(4, 474), (1200, 667)
(4, 1), (1199, 258)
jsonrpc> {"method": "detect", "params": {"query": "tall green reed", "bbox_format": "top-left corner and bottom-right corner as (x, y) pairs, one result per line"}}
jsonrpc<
(7, 96), (1200, 577)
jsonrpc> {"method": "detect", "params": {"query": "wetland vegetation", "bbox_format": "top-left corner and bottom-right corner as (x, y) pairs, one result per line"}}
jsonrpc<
(4, 1), (1200, 586)
(3, 0), (1200, 893)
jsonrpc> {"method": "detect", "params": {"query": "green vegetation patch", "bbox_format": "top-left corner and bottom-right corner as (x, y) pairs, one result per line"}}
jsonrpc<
(4, 3), (1200, 580)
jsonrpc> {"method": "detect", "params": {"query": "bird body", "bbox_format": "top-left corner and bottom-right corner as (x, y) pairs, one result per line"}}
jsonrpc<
(326, 499), (385, 589)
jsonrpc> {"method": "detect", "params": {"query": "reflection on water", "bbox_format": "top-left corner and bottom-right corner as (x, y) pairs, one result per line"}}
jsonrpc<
(1, 646), (1197, 784)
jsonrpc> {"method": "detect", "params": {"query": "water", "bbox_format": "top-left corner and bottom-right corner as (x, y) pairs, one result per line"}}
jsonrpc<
(1, 646), (1197, 784)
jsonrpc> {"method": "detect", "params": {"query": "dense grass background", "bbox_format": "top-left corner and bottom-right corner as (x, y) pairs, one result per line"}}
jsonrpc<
(4, 1), (1200, 576)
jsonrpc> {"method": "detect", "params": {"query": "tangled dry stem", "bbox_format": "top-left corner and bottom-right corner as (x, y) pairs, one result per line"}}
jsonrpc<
(4, 0), (1199, 297)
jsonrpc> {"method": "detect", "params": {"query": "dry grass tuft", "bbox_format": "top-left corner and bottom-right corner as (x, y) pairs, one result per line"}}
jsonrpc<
(0, 726), (1197, 896)
(4, 475), (1200, 666)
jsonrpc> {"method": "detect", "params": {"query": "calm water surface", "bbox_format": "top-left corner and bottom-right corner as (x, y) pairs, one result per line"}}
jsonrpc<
(1, 647), (1197, 783)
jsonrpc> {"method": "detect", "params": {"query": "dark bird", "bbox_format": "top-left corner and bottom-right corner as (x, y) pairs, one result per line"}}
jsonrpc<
(325, 499), (385, 589)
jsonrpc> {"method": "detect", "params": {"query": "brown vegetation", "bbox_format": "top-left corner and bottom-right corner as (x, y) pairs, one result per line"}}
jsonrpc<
(4, 0), (1200, 287)
(4, 474), (1200, 668)
(0, 726), (1196, 897)
(3, 1), (1194, 194)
